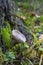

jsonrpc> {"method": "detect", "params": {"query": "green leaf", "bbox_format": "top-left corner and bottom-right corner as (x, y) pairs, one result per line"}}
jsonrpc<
(39, 48), (43, 51)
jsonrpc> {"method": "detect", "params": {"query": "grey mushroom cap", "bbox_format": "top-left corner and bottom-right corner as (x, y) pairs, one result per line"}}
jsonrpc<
(12, 30), (26, 43)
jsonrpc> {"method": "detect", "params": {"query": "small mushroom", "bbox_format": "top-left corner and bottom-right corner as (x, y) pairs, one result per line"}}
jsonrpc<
(38, 34), (43, 43)
(39, 34), (43, 39)
(12, 30), (26, 43)
(35, 14), (40, 18)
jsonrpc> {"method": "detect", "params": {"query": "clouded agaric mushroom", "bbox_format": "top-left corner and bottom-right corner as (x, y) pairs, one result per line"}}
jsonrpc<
(12, 30), (26, 43)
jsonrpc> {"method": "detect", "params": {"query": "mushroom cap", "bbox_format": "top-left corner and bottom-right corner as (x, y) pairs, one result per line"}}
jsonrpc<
(12, 30), (26, 43)
(39, 34), (43, 40)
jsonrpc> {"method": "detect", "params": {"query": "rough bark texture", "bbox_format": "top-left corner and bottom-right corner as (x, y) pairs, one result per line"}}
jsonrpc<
(0, 0), (12, 29)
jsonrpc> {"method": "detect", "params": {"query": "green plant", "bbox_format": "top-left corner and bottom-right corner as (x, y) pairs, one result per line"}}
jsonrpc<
(1, 22), (11, 48)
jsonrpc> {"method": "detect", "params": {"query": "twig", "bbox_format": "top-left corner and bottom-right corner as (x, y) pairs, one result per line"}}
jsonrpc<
(39, 55), (43, 65)
(28, 43), (36, 53)
(10, 14), (26, 21)
(26, 58), (34, 65)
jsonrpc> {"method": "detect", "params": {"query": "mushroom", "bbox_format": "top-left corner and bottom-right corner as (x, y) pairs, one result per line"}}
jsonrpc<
(12, 30), (26, 43)
(38, 34), (43, 43)
(35, 14), (40, 18)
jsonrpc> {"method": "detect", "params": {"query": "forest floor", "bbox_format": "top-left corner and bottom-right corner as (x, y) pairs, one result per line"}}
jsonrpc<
(0, 2), (43, 65)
